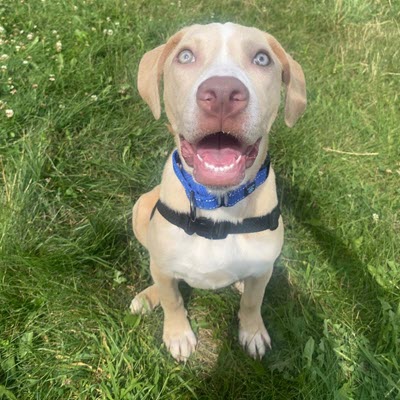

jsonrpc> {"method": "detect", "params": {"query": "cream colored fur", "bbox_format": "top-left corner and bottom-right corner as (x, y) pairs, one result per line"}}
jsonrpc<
(130, 23), (306, 361)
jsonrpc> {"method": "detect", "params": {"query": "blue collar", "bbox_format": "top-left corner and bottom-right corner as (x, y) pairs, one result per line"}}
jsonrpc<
(172, 150), (270, 210)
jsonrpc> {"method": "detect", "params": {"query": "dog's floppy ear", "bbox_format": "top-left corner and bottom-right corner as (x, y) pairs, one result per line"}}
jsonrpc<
(266, 34), (307, 128)
(137, 29), (187, 120)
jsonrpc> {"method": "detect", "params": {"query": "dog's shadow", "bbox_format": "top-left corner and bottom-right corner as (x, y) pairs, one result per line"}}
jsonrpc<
(192, 173), (386, 397)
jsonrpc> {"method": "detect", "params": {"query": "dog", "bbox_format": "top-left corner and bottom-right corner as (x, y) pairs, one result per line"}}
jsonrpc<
(130, 22), (306, 361)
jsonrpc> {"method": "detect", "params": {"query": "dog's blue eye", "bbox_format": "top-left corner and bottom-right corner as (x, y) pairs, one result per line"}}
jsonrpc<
(177, 49), (195, 64)
(253, 52), (270, 66)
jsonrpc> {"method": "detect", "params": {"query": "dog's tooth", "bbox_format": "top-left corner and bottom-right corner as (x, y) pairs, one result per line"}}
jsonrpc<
(236, 155), (242, 164)
(197, 154), (203, 161)
(203, 162), (238, 172)
(205, 162), (217, 171)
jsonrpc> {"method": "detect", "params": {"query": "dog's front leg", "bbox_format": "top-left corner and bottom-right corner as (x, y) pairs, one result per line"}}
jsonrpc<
(238, 268), (273, 359)
(150, 260), (197, 361)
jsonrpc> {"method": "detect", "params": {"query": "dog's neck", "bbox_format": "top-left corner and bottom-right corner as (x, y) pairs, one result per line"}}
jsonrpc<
(172, 150), (271, 211)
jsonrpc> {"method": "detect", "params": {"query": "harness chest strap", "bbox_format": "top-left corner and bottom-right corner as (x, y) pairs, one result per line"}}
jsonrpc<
(152, 200), (280, 240)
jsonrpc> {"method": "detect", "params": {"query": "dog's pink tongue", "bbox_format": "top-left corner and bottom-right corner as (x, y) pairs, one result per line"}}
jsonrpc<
(197, 148), (240, 166)
(193, 134), (246, 187)
(197, 133), (241, 165)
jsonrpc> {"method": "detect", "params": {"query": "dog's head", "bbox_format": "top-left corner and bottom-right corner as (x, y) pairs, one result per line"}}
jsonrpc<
(137, 23), (306, 189)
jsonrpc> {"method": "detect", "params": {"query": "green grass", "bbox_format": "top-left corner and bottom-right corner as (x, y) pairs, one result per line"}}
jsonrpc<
(0, 0), (399, 398)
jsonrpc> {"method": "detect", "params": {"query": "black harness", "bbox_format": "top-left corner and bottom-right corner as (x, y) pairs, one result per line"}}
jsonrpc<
(151, 200), (280, 240)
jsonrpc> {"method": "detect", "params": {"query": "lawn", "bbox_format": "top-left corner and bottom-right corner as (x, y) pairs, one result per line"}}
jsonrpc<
(0, 0), (399, 399)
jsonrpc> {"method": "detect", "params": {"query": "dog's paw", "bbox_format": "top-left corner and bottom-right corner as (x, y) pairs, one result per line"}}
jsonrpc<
(163, 325), (197, 362)
(130, 296), (152, 314)
(130, 285), (160, 314)
(233, 281), (244, 294)
(239, 323), (271, 359)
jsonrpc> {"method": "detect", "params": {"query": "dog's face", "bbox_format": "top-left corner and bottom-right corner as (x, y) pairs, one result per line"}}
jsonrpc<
(138, 23), (306, 189)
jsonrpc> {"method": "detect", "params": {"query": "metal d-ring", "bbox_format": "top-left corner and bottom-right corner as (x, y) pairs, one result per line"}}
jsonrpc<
(189, 191), (197, 222)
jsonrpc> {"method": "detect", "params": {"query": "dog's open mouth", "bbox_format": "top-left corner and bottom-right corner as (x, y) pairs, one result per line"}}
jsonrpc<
(180, 133), (260, 187)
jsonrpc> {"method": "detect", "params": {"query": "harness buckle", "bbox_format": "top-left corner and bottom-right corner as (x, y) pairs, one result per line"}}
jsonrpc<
(186, 217), (229, 240)
(209, 221), (229, 240)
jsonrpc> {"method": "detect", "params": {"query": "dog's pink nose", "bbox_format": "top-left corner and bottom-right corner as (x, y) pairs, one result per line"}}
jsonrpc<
(196, 76), (249, 120)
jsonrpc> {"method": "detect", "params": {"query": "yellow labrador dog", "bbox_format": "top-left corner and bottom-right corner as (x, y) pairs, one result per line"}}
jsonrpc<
(130, 23), (306, 361)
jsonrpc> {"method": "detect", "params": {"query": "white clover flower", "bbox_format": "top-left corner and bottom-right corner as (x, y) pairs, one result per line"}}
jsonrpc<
(52, 30), (58, 35)
(5, 109), (14, 118)
(27, 33), (34, 40)
(15, 45), (21, 52)
(103, 29), (113, 36)
(1, 65), (7, 71)
(0, 54), (9, 62)
(55, 40), (62, 52)
(90, 95), (98, 101)
(22, 60), (29, 65)
(0, 26), (5, 34)
(49, 74), (55, 81)
(372, 213), (379, 223)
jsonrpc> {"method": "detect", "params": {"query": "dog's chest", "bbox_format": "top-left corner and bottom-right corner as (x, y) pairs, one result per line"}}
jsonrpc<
(150, 221), (283, 289)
